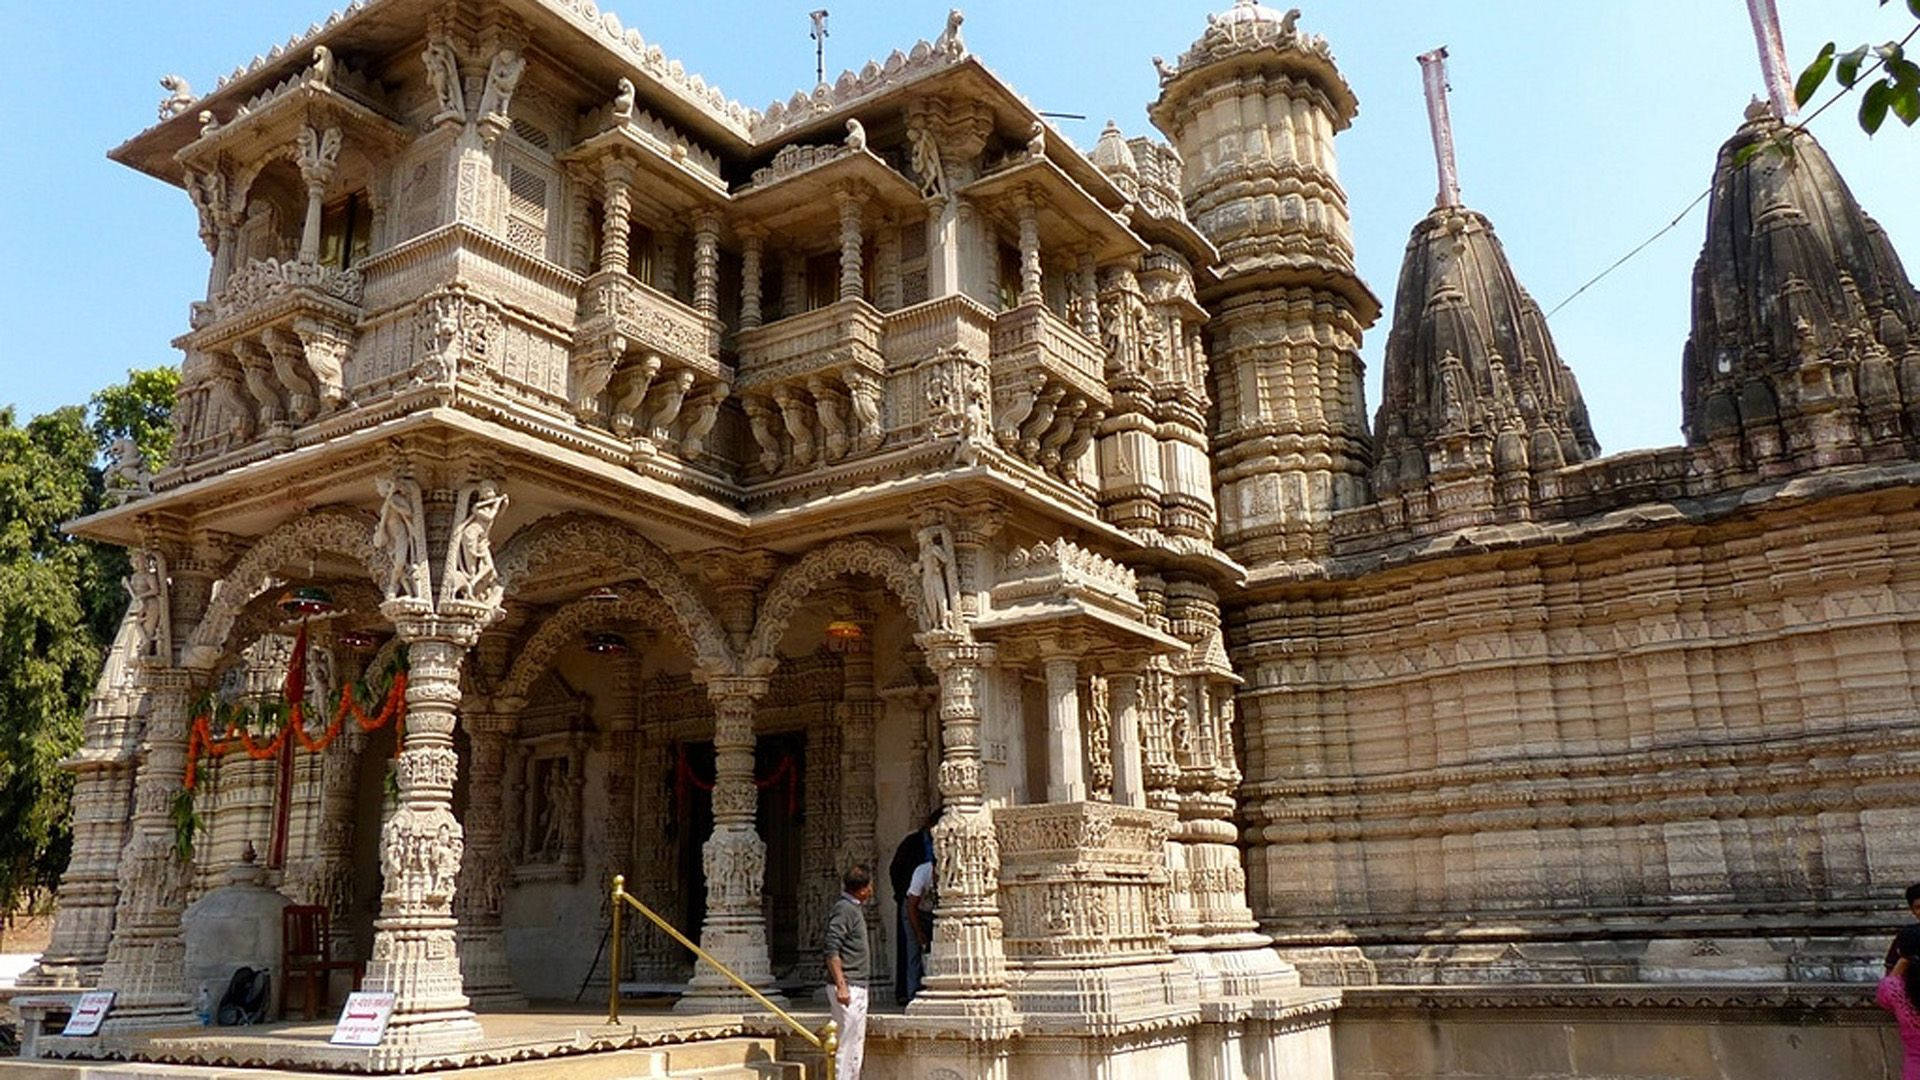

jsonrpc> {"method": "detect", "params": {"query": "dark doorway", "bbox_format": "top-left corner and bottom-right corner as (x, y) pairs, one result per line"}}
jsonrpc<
(671, 732), (808, 976)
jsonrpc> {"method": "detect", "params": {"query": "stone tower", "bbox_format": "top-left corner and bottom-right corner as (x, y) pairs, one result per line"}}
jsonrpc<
(1372, 47), (1599, 531)
(1150, 0), (1379, 571)
(1683, 101), (1920, 477)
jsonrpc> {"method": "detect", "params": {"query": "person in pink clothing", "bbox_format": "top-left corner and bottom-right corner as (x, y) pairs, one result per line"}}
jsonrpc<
(1879, 883), (1920, 1080)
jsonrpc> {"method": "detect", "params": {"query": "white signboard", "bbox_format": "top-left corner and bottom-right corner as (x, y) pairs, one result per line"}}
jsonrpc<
(328, 991), (396, 1046)
(61, 991), (116, 1036)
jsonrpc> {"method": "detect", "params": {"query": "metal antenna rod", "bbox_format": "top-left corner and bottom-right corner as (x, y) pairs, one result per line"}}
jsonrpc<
(811, 9), (830, 86)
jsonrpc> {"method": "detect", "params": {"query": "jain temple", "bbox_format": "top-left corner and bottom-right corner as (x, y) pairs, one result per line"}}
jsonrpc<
(11, 1), (1920, 1077)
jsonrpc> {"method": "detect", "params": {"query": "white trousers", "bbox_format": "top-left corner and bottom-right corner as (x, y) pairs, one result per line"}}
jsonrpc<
(829, 983), (868, 1080)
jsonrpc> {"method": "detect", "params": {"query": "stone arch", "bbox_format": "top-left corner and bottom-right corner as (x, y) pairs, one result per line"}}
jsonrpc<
(494, 512), (734, 677)
(743, 537), (926, 672)
(499, 585), (688, 702)
(184, 507), (382, 672)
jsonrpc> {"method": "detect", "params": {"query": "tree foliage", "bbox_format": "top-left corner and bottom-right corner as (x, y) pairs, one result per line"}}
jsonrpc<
(1796, 0), (1920, 134)
(0, 369), (176, 915)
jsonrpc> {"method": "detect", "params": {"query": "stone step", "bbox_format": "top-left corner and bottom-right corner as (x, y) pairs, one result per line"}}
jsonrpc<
(0, 1037), (802, 1080)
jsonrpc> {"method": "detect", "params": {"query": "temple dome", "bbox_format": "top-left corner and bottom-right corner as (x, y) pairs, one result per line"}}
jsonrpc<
(1155, 2), (1357, 127)
(1212, 0), (1296, 29)
(1373, 205), (1598, 496)
(1682, 105), (1920, 453)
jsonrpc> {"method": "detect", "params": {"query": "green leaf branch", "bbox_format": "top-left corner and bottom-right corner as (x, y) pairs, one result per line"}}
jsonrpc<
(1796, 1), (1920, 134)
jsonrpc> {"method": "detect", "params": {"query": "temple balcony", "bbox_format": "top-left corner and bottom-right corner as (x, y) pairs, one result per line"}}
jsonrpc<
(170, 257), (362, 467)
(989, 301), (1112, 485)
(569, 270), (731, 465)
(735, 299), (888, 480)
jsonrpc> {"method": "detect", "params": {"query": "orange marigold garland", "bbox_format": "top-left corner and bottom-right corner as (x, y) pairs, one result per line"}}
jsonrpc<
(183, 647), (409, 791)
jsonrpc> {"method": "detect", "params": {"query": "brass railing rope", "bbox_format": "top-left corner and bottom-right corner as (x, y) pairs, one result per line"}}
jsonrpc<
(607, 874), (839, 1080)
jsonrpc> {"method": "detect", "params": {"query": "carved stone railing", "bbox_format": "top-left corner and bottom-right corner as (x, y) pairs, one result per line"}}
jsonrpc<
(571, 271), (729, 462)
(171, 257), (364, 467)
(578, 271), (723, 376)
(989, 303), (1110, 483)
(190, 257), (363, 332)
(738, 299), (884, 387)
(994, 801), (1176, 969)
(734, 299), (888, 480)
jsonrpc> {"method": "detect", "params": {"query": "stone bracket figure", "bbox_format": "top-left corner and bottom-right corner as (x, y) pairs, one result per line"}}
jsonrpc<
(374, 474), (431, 604)
(916, 523), (963, 633)
(126, 549), (171, 663)
(442, 480), (508, 610)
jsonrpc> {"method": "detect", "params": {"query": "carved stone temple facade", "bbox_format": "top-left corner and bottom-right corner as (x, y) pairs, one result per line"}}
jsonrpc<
(20, 0), (1920, 1078)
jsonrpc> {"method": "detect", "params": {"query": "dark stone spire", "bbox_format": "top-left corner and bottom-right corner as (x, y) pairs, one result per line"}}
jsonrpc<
(1372, 206), (1598, 501)
(1683, 103), (1920, 470)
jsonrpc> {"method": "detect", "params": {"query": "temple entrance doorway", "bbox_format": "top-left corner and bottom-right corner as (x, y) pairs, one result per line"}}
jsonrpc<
(671, 732), (809, 983)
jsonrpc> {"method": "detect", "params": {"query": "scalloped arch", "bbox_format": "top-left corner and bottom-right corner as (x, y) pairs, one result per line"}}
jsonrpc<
(494, 512), (734, 676)
(743, 537), (926, 670)
(498, 586), (688, 701)
(184, 508), (382, 671)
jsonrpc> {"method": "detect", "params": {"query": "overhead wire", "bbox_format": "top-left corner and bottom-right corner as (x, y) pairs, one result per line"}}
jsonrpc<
(1543, 23), (1918, 321)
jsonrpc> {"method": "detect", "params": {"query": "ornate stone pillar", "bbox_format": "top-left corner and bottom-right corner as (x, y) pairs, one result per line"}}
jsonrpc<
(1107, 670), (1147, 808)
(740, 228), (765, 330)
(598, 160), (634, 277)
(1043, 655), (1086, 802)
(908, 630), (1014, 1027)
(679, 677), (783, 1011)
(1075, 250), (1101, 339)
(361, 605), (486, 1048)
(875, 218), (903, 311)
(455, 702), (524, 1009)
(692, 210), (721, 318)
(295, 125), (341, 264)
(1016, 195), (1043, 308)
(566, 172), (594, 275)
(837, 185), (866, 301)
(95, 667), (198, 1028)
(98, 539), (215, 1031)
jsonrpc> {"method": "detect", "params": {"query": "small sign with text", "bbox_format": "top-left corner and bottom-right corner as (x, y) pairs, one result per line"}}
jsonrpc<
(328, 991), (396, 1046)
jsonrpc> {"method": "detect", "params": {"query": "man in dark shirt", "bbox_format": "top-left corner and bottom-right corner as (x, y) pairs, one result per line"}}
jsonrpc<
(825, 865), (874, 1080)
(889, 817), (936, 1003)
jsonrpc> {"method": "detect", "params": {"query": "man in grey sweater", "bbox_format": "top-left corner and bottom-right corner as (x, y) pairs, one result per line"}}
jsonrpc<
(824, 865), (874, 1079)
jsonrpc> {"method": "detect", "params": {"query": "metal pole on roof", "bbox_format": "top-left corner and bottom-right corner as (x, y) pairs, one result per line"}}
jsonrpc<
(811, 9), (830, 86)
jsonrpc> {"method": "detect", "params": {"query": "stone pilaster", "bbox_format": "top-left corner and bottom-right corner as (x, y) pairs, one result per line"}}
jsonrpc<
(95, 668), (197, 1029)
(1043, 655), (1086, 802)
(739, 228), (765, 330)
(455, 702), (524, 1009)
(837, 186), (866, 301)
(692, 210), (721, 318)
(598, 160), (634, 277)
(1016, 196), (1043, 308)
(838, 621), (881, 950)
(1107, 671), (1147, 809)
(908, 630), (1015, 1030)
(679, 676), (783, 1011)
(360, 603), (487, 1051)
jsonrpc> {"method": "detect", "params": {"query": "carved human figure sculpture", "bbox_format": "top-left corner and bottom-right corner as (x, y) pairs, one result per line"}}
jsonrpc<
(443, 481), (508, 609)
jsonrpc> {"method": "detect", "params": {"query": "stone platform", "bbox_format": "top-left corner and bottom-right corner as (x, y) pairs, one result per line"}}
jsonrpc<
(19, 1003), (799, 1076)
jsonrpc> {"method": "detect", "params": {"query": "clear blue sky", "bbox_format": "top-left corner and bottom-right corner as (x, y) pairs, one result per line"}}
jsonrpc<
(2, 1), (1916, 454)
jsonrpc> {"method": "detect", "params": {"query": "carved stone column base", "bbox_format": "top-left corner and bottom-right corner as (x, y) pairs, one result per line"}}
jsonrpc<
(675, 922), (787, 1014)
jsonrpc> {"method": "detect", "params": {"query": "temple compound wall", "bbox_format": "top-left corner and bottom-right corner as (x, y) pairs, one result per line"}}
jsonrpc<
(17, 0), (1920, 1078)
